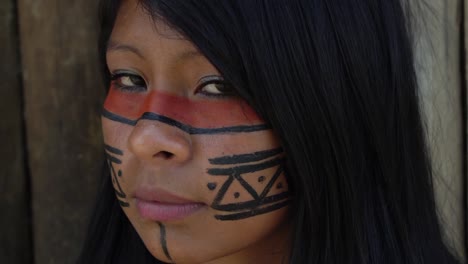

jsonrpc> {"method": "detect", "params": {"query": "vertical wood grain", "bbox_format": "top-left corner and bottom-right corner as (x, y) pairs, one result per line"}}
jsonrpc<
(17, 0), (105, 263)
(0, 0), (32, 263)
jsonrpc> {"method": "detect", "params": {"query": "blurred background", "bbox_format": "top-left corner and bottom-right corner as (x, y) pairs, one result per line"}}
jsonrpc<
(0, 0), (466, 263)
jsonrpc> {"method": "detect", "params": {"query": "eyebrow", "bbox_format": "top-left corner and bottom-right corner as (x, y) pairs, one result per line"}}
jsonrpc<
(107, 41), (145, 59)
(106, 41), (203, 64)
(174, 50), (203, 64)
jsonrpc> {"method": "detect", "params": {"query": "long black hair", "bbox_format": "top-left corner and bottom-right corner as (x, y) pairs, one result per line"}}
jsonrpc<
(78, 0), (461, 263)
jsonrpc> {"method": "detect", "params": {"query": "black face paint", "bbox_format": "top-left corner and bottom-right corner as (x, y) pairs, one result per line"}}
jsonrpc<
(102, 108), (269, 135)
(207, 148), (290, 221)
(105, 144), (129, 207)
(208, 148), (283, 164)
(158, 222), (173, 262)
(207, 182), (217, 191)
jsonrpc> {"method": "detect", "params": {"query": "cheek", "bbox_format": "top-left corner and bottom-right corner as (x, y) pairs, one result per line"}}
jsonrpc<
(103, 87), (264, 129)
(163, 205), (290, 263)
(102, 116), (133, 145)
(206, 158), (289, 221)
(102, 118), (136, 206)
(196, 133), (290, 221)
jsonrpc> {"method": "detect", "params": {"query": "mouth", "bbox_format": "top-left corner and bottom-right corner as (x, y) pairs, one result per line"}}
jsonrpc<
(134, 187), (205, 222)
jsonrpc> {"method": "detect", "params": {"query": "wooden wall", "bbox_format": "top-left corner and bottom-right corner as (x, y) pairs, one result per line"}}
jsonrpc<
(0, 0), (105, 263)
(17, 0), (105, 263)
(0, 0), (31, 263)
(18, 0), (105, 263)
(0, 0), (466, 263)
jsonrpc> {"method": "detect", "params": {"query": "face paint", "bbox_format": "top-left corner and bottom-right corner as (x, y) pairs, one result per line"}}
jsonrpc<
(207, 148), (290, 221)
(104, 144), (129, 207)
(158, 222), (173, 262)
(102, 1), (291, 262)
(103, 87), (269, 134)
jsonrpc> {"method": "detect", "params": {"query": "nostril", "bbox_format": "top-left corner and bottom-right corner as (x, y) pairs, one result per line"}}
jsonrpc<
(153, 151), (174, 159)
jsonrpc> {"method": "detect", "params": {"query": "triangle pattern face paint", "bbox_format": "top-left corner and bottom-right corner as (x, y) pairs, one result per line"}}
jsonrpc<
(207, 148), (290, 221)
(241, 168), (281, 198)
(217, 178), (258, 205)
(102, 86), (269, 134)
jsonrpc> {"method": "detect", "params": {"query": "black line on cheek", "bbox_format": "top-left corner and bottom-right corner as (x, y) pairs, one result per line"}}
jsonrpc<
(106, 158), (126, 199)
(102, 108), (270, 135)
(118, 200), (130, 207)
(102, 108), (137, 126)
(104, 144), (124, 155)
(209, 147), (283, 165)
(233, 173), (260, 199)
(214, 199), (290, 221)
(212, 176), (235, 205)
(105, 153), (122, 165)
(158, 222), (173, 261)
(105, 144), (129, 207)
(207, 157), (284, 176)
(258, 165), (284, 198)
(211, 191), (290, 212)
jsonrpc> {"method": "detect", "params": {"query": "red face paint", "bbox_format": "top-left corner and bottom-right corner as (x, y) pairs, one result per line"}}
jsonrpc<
(103, 86), (264, 129)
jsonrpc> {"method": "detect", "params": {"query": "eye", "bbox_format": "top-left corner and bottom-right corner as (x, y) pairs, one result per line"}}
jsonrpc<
(110, 71), (146, 92)
(195, 75), (237, 97)
(200, 82), (233, 95)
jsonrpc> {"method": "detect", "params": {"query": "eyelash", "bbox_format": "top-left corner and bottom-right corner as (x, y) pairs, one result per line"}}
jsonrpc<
(194, 76), (237, 98)
(109, 71), (237, 98)
(110, 71), (146, 93)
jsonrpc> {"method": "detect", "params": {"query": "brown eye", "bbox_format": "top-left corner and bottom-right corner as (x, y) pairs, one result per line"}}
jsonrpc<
(120, 75), (145, 87)
(196, 75), (237, 97)
(111, 71), (146, 92)
(200, 82), (235, 95)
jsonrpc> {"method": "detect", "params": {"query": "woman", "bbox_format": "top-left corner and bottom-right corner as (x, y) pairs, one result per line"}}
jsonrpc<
(78, 0), (461, 263)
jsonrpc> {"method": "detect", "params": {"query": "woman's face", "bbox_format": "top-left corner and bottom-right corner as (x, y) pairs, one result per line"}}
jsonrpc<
(102, 0), (291, 262)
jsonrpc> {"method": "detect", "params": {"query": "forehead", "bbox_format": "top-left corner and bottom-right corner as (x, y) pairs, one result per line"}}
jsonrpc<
(109, 0), (198, 62)
(113, 0), (181, 38)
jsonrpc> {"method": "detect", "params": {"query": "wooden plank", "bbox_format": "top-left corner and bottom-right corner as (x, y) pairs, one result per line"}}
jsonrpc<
(416, 0), (465, 258)
(17, 0), (105, 263)
(0, 0), (32, 263)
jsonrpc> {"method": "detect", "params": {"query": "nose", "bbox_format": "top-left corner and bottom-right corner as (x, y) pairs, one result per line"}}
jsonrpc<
(128, 119), (192, 165)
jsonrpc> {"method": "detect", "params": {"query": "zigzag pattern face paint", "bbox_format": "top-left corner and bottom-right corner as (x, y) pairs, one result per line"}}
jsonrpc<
(103, 85), (268, 134)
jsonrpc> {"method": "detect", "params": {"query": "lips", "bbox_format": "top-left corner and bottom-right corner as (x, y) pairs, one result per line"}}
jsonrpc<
(134, 187), (205, 222)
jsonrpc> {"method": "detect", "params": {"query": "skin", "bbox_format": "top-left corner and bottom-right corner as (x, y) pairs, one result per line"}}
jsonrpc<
(102, 0), (291, 263)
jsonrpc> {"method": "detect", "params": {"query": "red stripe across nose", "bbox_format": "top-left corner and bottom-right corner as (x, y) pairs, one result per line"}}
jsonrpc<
(103, 86), (264, 128)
